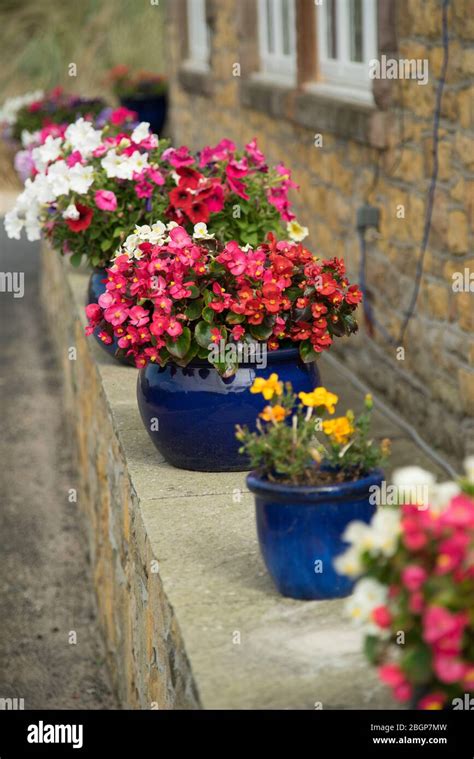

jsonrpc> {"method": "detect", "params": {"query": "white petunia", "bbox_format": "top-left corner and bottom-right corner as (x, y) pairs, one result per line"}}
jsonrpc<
(101, 149), (123, 178)
(4, 211), (24, 239)
(68, 163), (94, 194)
(131, 122), (151, 144)
(62, 204), (80, 220)
(392, 465), (436, 508)
(287, 220), (309, 242)
(65, 118), (102, 156)
(47, 159), (71, 197)
(32, 135), (63, 171)
(126, 150), (149, 176)
(21, 129), (40, 147)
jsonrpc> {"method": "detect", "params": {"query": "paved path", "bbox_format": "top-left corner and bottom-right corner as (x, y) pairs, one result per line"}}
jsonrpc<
(0, 224), (116, 709)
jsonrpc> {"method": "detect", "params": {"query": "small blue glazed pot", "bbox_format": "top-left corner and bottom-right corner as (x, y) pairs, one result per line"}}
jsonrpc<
(247, 469), (383, 600)
(137, 348), (320, 472)
(86, 268), (134, 366)
(120, 94), (168, 134)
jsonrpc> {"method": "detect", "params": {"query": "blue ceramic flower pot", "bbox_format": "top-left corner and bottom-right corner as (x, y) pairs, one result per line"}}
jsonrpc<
(86, 268), (134, 366)
(247, 469), (383, 600)
(120, 94), (168, 134)
(137, 348), (320, 472)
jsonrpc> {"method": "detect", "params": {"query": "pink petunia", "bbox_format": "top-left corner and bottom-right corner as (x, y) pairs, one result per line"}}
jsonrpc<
(95, 190), (118, 211)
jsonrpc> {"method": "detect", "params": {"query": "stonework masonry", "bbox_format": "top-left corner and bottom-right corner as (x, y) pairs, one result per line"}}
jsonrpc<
(167, 0), (474, 459)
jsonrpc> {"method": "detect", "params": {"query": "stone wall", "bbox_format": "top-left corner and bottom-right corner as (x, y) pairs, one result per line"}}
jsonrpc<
(41, 243), (201, 709)
(166, 0), (474, 458)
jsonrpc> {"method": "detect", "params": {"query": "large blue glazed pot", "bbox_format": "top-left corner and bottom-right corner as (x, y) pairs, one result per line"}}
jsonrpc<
(247, 469), (383, 600)
(86, 268), (134, 366)
(120, 94), (168, 134)
(137, 348), (320, 472)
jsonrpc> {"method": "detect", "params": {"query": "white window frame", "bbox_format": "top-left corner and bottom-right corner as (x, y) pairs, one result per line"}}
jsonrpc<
(257, 0), (297, 83)
(315, 0), (377, 105)
(185, 0), (210, 71)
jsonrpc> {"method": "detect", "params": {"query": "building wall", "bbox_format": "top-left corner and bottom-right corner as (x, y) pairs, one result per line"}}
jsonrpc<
(167, 0), (474, 459)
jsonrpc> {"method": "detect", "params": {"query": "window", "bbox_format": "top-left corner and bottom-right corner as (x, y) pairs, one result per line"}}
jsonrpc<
(186, 0), (210, 70)
(258, 0), (296, 81)
(316, 0), (377, 103)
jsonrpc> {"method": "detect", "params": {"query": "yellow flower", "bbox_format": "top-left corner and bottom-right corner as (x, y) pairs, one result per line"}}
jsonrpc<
(298, 387), (339, 413)
(286, 219), (309, 242)
(322, 416), (355, 445)
(259, 404), (288, 423)
(250, 373), (283, 400)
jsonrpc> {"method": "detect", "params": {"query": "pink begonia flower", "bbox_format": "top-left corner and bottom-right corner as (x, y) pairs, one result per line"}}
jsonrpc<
(409, 592), (425, 614)
(371, 605), (392, 629)
(378, 663), (406, 688)
(433, 654), (466, 684)
(95, 190), (118, 211)
(401, 565), (427, 592)
(166, 319), (183, 337)
(85, 303), (102, 323)
(231, 325), (245, 341)
(129, 306), (150, 328)
(422, 606), (468, 647)
(169, 226), (191, 248)
(393, 682), (413, 702)
(98, 291), (114, 309)
(417, 692), (446, 710)
(104, 304), (129, 326)
(66, 150), (83, 167)
(439, 494), (474, 528)
(98, 330), (113, 345)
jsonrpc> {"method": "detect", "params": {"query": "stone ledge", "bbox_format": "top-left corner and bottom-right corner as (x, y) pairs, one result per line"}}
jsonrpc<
(40, 241), (403, 710)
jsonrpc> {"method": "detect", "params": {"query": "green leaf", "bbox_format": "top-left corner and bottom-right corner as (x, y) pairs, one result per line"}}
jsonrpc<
(225, 312), (245, 325)
(250, 321), (273, 341)
(363, 635), (382, 666)
(70, 252), (82, 267)
(184, 298), (203, 321)
(194, 320), (214, 349)
(166, 326), (191, 359)
(172, 340), (199, 367)
(401, 644), (432, 685)
(113, 227), (124, 238)
(299, 340), (319, 364)
(101, 238), (113, 252)
(202, 289), (214, 306)
(197, 346), (210, 359)
(186, 284), (200, 299)
(202, 305), (216, 323)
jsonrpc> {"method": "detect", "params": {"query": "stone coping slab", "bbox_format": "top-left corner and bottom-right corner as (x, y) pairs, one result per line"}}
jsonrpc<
(41, 244), (451, 710)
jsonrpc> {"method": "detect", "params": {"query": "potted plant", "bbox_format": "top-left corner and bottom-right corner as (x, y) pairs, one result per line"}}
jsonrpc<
(85, 223), (362, 471)
(107, 65), (168, 134)
(236, 386), (389, 599)
(336, 462), (474, 709)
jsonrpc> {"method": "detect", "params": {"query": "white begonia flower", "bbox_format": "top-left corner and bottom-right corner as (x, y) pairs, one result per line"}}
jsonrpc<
(333, 546), (363, 579)
(429, 481), (461, 514)
(123, 233), (139, 254)
(167, 221), (179, 230)
(150, 221), (167, 238)
(193, 222), (214, 240)
(368, 508), (401, 557)
(65, 118), (102, 156)
(47, 159), (71, 197)
(62, 204), (80, 221)
(392, 466), (436, 508)
(463, 456), (474, 484)
(345, 577), (388, 629)
(135, 225), (152, 240)
(131, 122), (151, 144)
(68, 163), (94, 194)
(32, 135), (63, 171)
(24, 215), (41, 241)
(287, 220), (309, 242)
